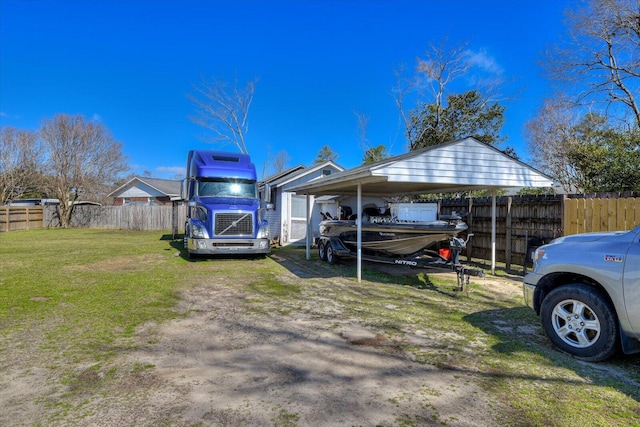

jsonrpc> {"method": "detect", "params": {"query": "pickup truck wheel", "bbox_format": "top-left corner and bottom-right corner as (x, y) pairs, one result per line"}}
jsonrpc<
(326, 243), (339, 265)
(540, 284), (619, 362)
(318, 240), (328, 261)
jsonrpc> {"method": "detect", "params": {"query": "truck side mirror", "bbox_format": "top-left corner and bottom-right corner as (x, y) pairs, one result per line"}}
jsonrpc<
(263, 183), (272, 204)
(181, 179), (188, 201)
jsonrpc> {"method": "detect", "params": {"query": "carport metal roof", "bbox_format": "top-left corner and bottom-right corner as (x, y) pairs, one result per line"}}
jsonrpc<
(288, 138), (555, 281)
(290, 137), (554, 196)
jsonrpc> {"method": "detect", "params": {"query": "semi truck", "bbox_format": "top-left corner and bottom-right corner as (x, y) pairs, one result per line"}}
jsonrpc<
(182, 150), (271, 258)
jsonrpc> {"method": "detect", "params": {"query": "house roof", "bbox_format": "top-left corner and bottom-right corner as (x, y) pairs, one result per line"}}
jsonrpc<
(108, 177), (181, 198)
(289, 138), (555, 196)
(260, 161), (344, 188)
(261, 164), (306, 186)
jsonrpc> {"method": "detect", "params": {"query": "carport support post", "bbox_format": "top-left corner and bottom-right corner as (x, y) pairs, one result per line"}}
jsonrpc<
(491, 190), (497, 275)
(357, 183), (362, 283)
(305, 194), (311, 260)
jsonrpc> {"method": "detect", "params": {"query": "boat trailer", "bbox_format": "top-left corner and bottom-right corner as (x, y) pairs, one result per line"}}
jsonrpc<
(316, 234), (485, 293)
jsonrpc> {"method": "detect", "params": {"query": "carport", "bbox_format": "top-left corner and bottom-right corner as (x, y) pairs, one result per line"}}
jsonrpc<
(289, 137), (555, 281)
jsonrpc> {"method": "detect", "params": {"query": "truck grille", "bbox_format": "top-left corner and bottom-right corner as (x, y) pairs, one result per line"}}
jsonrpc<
(214, 213), (254, 236)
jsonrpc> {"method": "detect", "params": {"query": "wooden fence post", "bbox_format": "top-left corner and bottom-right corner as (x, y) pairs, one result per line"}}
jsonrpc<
(466, 197), (473, 262)
(505, 196), (512, 270)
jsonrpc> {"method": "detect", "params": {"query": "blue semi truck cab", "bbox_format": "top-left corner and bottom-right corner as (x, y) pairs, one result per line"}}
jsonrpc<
(182, 150), (271, 258)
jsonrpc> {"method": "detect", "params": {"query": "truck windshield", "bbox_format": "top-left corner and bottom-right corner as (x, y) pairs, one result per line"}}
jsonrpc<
(197, 178), (257, 198)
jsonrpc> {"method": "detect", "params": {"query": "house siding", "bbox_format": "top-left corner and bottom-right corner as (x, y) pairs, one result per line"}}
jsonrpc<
(280, 168), (341, 244)
(264, 163), (343, 246)
(265, 191), (282, 243)
(113, 196), (173, 206)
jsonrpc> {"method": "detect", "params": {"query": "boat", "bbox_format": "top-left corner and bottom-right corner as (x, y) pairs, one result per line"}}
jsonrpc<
(319, 203), (468, 257)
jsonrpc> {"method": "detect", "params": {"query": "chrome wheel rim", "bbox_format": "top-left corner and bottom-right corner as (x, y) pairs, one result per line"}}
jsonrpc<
(551, 299), (601, 348)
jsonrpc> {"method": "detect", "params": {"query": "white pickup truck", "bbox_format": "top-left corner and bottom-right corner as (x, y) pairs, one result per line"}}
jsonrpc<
(523, 225), (640, 362)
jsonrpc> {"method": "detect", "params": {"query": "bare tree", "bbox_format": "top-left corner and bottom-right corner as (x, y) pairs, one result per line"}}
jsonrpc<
(546, 0), (640, 126)
(262, 148), (290, 178)
(354, 111), (390, 164)
(0, 126), (42, 204)
(272, 150), (290, 174)
(525, 96), (581, 193)
(189, 76), (257, 154)
(39, 114), (128, 227)
(394, 40), (470, 144)
(394, 38), (506, 148)
(412, 40), (472, 138)
(261, 145), (291, 178)
(354, 111), (371, 152)
(392, 64), (414, 144)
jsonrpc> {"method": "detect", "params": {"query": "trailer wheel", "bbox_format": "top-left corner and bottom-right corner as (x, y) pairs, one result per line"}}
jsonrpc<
(318, 240), (328, 261)
(326, 243), (339, 265)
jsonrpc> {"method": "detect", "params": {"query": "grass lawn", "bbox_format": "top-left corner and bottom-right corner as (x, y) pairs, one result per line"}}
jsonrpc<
(1, 229), (639, 426)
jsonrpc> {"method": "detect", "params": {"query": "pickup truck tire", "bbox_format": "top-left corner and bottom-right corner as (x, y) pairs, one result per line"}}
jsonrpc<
(540, 284), (619, 362)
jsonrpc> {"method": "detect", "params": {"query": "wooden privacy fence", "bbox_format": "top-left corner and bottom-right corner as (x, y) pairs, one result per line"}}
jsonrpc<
(441, 195), (564, 270)
(0, 206), (45, 232)
(60, 205), (187, 232)
(564, 197), (640, 235)
(0, 205), (186, 234)
(1, 205), (186, 233)
(440, 194), (640, 270)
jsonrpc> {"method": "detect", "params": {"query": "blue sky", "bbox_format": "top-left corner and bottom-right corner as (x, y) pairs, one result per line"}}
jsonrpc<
(1, 0), (570, 180)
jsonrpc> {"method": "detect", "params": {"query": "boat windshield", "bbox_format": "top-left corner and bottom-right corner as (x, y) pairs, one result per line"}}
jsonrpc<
(197, 178), (257, 198)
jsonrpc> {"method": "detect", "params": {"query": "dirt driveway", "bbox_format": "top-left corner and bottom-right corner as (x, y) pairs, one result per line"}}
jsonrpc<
(5, 250), (525, 426)
(117, 252), (520, 426)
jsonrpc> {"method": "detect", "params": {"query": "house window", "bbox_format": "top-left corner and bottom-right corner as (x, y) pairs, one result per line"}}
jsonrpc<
(322, 169), (332, 176)
(291, 195), (307, 219)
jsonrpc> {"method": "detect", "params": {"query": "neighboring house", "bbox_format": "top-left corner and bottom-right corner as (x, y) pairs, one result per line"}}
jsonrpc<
(7, 198), (101, 207)
(8, 198), (60, 206)
(260, 161), (343, 246)
(108, 177), (182, 206)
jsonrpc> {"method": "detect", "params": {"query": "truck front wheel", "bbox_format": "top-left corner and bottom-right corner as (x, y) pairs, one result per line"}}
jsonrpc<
(540, 284), (619, 362)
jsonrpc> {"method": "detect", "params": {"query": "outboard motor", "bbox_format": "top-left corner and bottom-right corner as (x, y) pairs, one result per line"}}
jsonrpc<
(449, 237), (465, 265)
(449, 233), (474, 266)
